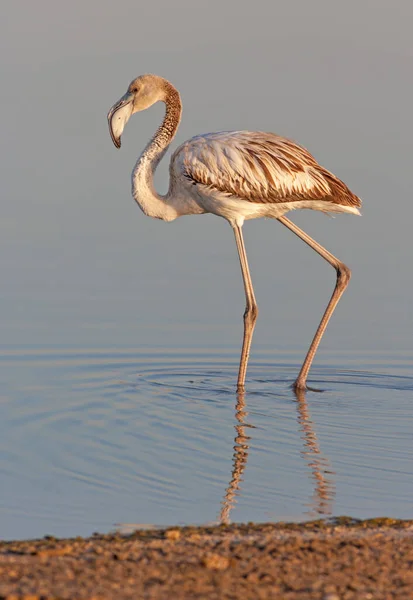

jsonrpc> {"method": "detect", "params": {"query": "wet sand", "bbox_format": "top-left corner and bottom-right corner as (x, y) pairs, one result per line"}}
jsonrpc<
(1, 518), (412, 599)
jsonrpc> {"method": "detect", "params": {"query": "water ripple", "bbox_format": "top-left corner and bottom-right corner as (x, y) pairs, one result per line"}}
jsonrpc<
(0, 347), (412, 539)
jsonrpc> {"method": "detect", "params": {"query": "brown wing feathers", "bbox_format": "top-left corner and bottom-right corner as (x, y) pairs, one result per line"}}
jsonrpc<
(180, 132), (361, 208)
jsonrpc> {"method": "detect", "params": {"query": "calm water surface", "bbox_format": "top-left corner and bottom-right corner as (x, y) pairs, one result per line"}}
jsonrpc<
(1, 346), (412, 540)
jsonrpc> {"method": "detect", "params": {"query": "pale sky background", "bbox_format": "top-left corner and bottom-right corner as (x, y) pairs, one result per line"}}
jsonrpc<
(1, 0), (412, 356)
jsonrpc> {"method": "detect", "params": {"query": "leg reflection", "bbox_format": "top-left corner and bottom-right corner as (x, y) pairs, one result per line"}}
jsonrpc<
(219, 391), (254, 524)
(294, 387), (336, 516)
(219, 386), (335, 524)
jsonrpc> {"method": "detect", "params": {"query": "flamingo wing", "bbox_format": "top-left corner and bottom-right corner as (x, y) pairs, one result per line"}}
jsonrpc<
(172, 131), (361, 208)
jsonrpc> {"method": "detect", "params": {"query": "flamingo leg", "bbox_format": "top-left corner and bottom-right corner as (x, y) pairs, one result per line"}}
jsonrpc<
(233, 225), (258, 392)
(277, 215), (351, 390)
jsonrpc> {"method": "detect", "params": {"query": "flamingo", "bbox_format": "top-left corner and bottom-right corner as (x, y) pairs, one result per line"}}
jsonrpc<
(107, 74), (361, 392)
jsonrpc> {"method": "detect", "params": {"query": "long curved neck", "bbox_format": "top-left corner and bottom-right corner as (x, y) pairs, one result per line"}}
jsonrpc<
(132, 82), (182, 221)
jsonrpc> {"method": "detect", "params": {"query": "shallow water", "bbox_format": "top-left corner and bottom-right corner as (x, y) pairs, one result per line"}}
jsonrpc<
(1, 347), (412, 540)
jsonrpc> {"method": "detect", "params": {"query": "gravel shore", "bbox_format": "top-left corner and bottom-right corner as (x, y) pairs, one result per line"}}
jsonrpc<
(1, 518), (412, 599)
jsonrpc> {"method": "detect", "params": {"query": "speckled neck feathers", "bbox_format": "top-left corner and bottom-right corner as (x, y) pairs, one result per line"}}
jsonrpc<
(132, 80), (182, 221)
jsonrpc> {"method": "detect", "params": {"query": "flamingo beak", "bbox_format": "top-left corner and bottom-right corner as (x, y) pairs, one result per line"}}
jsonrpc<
(107, 92), (134, 149)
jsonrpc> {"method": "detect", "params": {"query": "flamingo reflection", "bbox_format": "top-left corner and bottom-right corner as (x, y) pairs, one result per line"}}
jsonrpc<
(219, 388), (335, 523)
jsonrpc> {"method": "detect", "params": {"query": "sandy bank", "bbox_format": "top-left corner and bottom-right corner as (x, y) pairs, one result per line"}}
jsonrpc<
(1, 517), (412, 599)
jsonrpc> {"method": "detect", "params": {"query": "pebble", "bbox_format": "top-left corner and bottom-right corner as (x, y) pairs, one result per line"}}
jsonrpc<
(165, 529), (181, 541)
(202, 553), (230, 570)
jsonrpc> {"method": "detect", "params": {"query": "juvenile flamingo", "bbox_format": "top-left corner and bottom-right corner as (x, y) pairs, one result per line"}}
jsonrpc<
(107, 74), (361, 392)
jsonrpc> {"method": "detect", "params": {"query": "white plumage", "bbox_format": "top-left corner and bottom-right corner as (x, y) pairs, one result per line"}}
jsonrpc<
(171, 131), (361, 225)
